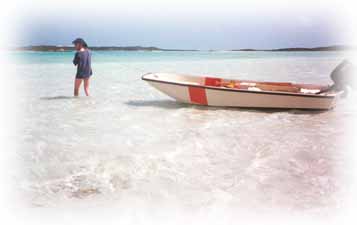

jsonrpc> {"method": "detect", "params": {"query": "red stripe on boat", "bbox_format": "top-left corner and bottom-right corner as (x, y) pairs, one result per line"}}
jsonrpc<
(188, 87), (208, 105)
(205, 77), (222, 86)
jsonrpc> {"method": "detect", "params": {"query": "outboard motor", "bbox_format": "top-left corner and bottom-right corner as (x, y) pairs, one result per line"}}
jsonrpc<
(330, 60), (356, 95)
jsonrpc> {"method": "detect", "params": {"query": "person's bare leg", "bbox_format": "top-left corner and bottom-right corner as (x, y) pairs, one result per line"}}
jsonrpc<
(83, 78), (90, 96)
(74, 79), (83, 96)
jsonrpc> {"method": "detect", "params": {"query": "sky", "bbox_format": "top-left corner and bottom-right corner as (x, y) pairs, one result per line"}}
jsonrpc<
(10, 0), (352, 50)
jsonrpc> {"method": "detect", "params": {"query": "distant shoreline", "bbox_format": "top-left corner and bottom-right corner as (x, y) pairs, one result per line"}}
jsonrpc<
(13, 46), (198, 52)
(232, 45), (353, 52)
(12, 45), (353, 52)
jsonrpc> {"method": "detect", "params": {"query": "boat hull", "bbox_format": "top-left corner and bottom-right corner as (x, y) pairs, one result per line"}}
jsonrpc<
(143, 73), (341, 110)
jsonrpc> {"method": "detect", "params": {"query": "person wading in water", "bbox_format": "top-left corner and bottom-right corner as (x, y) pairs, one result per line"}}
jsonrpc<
(72, 38), (92, 96)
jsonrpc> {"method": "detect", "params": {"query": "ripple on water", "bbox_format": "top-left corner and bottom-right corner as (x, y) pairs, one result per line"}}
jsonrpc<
(17, 52), (354, 213)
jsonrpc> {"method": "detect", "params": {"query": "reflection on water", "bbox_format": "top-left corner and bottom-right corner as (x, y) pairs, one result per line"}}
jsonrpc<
(126, 99), (329, 115)
(40, 96), (76, 100)
(125, 100), (189, 109)
(15, 51), (355, 215)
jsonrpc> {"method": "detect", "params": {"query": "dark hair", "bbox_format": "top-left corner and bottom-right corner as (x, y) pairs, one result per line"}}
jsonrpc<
(72, 38), (88, 48)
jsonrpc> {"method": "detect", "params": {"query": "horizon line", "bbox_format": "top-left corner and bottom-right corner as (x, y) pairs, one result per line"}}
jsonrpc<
(11, 44), (354, 52)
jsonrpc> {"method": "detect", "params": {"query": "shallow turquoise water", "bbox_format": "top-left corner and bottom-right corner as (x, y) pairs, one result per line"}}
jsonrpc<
(14, 50), (356, 214)
(14, 50), (344, 64)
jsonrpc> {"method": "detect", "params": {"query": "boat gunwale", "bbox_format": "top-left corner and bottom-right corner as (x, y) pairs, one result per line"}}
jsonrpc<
(142, 74), (339, 99)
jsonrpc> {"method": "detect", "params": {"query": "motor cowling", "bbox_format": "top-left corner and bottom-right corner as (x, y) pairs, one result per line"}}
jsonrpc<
(330, 59), (356, 93)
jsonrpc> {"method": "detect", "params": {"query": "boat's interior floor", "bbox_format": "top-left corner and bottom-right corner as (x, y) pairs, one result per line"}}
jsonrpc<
(145, 73), (335, 95)
(203, 78), (331, 95)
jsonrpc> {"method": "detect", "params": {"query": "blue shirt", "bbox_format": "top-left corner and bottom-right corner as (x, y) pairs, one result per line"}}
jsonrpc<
(73, 49), (92, 78)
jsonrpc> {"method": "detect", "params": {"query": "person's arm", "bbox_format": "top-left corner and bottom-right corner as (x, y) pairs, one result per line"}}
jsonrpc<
(73, 52), (80, 65)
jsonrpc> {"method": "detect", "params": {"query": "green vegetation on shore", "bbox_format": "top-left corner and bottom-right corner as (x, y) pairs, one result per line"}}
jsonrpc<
(232, 45), (353, 52)
(14, 45), (353, 52)
(14, 45), (197, 52)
